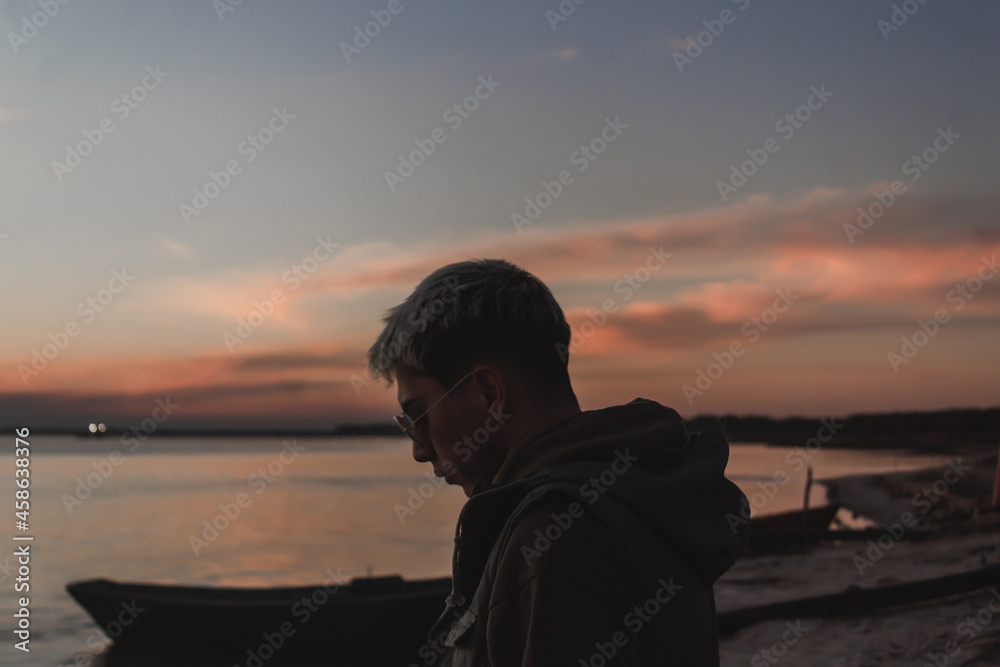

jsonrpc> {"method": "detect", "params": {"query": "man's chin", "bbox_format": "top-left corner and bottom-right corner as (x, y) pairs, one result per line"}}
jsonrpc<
(441, 470), (467, 495)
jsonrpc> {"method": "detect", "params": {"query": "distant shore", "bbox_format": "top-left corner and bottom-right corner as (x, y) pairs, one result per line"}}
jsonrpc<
(11, 406), (1000, 454)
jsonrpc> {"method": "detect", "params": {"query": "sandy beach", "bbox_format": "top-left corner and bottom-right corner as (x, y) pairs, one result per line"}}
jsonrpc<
(717, 451), (1000, 666)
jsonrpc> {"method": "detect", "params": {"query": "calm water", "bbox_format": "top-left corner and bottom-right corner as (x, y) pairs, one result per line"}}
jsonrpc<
(0, 434), (952, 666)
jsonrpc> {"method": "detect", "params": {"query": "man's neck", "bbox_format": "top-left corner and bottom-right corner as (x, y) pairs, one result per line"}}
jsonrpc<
(510, 398), (582, 452)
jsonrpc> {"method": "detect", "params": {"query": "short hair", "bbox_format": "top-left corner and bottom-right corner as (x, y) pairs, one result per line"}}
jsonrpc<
(367, 258), (574, 397)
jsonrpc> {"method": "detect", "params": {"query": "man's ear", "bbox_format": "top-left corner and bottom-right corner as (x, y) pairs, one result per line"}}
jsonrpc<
(471, 364), (506, 415)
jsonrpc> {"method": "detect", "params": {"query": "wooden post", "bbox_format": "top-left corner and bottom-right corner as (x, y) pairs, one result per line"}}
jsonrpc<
(801, 466), (813, 536)
(992, 443), (1000, 509)
(804, 466), (813, 513)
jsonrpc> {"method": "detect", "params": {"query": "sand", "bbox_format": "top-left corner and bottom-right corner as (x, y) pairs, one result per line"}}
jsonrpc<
(716, 451), (1000, 666)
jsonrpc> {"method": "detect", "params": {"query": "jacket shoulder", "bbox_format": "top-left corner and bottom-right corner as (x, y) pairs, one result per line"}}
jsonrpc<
(491, 490), (639, 613)
(485, 487), (719, 664)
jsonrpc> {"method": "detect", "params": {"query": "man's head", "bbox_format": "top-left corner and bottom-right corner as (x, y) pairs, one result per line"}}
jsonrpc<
(367, 258), (580, 496)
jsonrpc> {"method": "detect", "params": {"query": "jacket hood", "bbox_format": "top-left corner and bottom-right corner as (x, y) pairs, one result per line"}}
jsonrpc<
(481, 398), (748, 584)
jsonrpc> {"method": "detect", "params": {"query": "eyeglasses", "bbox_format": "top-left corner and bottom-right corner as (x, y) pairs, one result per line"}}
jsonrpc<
(394, 371), (475, 440)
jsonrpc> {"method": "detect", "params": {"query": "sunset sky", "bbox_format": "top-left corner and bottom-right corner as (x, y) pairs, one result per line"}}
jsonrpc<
(2, 0), (998, 429)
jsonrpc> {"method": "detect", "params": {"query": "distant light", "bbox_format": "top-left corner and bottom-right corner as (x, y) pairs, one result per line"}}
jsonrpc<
(97, 423), (106, 433)
(88, 423), (97, 433)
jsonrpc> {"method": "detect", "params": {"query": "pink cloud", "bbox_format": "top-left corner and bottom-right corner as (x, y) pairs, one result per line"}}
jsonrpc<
(12, 186), (998, 421)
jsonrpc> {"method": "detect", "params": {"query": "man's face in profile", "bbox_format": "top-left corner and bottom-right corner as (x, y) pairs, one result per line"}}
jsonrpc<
(395, 368), (509, 497)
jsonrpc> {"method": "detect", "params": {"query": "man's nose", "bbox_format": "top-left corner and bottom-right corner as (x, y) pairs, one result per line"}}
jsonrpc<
(412, 438), (433, 463)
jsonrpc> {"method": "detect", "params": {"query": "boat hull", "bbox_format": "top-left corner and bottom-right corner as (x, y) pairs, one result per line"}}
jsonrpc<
(749, 503), (840, 532)
(66, 575), (451, 661)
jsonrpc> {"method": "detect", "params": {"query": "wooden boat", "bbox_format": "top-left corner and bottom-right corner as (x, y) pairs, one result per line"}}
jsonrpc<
(743, 467), (848, 550)
(66, 574), (451, 661)
(750, 503), (841, 532)
(71, 564), (1000, 659)
(66, 508), (842, 660)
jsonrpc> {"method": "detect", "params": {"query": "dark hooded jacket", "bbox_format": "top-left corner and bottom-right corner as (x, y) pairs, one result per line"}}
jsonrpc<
(420, 398), (749, 666)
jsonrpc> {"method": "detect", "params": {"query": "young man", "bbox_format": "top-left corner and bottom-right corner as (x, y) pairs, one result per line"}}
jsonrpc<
(367, 258), (749, 666)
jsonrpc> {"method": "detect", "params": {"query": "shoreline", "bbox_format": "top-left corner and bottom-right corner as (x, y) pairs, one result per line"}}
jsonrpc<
(736, 437), (1000, 458)
(717, 454), (1000, 666)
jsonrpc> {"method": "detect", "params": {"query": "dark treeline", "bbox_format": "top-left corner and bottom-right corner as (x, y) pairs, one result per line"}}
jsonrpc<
(12, 407), (998, 450)
(686, 407), (1000, 450)
(10, 422), (405, 437)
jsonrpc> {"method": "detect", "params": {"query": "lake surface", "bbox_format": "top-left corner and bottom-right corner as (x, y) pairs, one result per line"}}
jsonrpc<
(0, 434), (953, 666)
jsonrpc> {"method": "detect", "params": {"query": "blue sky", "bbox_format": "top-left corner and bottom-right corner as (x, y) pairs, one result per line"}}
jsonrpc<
(2, 0), (998, 427)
